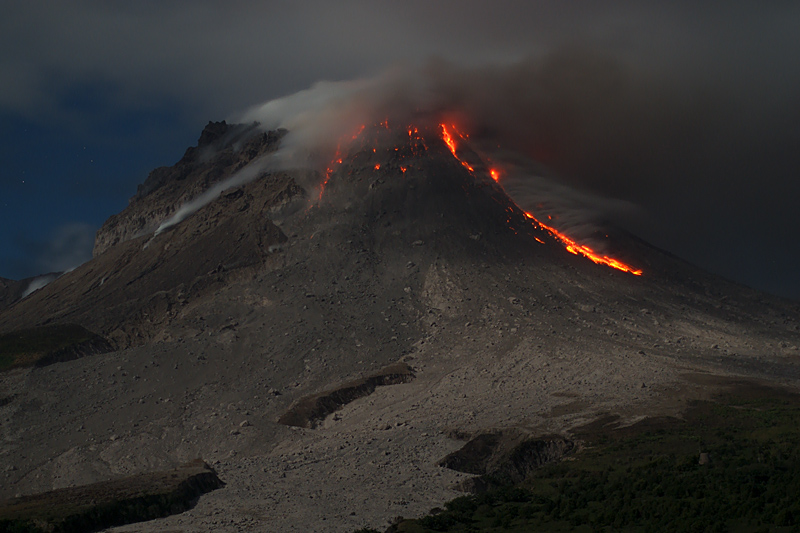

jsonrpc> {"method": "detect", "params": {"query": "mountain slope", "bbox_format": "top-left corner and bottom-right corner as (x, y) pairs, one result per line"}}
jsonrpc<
(0, 121), (798, 532)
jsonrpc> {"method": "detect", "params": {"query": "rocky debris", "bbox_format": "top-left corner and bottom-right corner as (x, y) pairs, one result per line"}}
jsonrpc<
(278, 363), (416, 428)
(0, 459), (222, 532)
(439, 429), (575, 492)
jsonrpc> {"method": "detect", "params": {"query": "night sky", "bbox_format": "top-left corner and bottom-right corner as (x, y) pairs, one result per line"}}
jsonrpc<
(2, 2), (799, 300)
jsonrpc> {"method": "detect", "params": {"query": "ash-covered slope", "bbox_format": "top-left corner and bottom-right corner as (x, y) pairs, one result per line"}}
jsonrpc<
(1, 121), (799, 532)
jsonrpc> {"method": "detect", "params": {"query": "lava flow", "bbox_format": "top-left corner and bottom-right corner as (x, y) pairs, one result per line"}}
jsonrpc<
(530, 215), (643, 275)
(438, 123), (642, 276)
(317, 121), (641, 276)
(440, 124), (474, 172)
(319, 124), (366, 201)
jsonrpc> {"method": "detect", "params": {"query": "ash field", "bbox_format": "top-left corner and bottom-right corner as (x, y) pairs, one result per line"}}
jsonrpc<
(1, 120), (799, 532)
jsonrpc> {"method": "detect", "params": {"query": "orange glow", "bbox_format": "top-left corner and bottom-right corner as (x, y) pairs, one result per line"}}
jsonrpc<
(523, 213), (642, 275)
(438, 124), (641, 276)
(319, 145), (341, 201)
(441, 124), (458, 156)
(320, 120), (642, 277)
(440, 124), (475, 172)
(319, 124), (366, 201)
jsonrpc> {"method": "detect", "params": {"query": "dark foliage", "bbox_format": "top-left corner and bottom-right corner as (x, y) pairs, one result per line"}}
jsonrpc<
(391, 390), (800, 532)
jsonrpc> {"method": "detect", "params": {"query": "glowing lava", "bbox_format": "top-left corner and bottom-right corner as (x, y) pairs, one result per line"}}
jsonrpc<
(527, 214), (642, 275)
(440, 124), (474, 172)
(317, 120), (641, 276)
(438, 123), (642, 276)
(319, 145), (342, 201)
(441, 124), (458, 155)
(318, 125), (366, 201)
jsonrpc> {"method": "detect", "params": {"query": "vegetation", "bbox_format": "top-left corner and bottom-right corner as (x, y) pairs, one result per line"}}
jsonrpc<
(0, 324), (110, 371)
(390, 385), (800, 532)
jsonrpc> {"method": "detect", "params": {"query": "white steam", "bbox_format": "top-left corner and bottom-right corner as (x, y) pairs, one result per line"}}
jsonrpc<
(21, 273), (59, 299)
(238, 55), (648, 239)
(240, 66), (437, 171)
(163, 51), (684, 241)
(19, 222), (95, 297)
(153, 153), (275, 236)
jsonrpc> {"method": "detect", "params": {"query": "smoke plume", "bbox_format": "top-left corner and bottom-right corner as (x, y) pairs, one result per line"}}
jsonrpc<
(237, 52), (661, 242)
(235, 47), (800, 279)
(153, 153), (276, 236)
(17, 222), (94, 298)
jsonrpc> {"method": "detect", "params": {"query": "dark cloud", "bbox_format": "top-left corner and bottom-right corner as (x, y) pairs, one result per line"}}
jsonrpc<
(39, 223), (96, 273)
(7, 2), (797, 121)
(8, 223), (95, 281)
(239, 50), (800, 291)
(1, 1), (799, 299)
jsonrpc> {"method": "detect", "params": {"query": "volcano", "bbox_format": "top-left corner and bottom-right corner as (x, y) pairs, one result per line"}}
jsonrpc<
(1, 120), (799, 532)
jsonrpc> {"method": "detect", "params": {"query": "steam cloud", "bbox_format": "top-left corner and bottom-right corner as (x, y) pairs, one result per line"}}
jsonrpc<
(237, 48), (800, 282)
(151, 46), (798, 297)
(153, 154), (276, 236)
(238, 52), (659, 242)
(19, 222), (95, 298)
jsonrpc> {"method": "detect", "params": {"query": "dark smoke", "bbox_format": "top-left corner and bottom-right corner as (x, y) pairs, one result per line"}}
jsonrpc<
(237, 48), (800, 297)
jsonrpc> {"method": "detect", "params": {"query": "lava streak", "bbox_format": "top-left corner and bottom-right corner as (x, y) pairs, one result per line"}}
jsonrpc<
(319, 124), (366, 201)
(440, 124), (474, 172)
(438, 123), (642, 276)
(527, 214), (642, 275)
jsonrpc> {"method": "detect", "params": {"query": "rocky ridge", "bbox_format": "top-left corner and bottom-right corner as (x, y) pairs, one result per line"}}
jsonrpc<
(93, 121), (286, 257)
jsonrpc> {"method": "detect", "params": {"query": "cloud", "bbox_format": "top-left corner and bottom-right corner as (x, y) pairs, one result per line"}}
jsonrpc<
(5, 2), (799, 123)
(30, 222), (96, 275)
(41, 222), (96, 273)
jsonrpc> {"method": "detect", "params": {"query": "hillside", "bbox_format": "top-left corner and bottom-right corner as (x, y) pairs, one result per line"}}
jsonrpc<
(1, 120), (799, 532)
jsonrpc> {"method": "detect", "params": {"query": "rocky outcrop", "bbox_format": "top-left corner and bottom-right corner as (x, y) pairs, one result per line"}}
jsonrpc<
(0, 459), (222, 532)
(32, 333), (115, 368)
(439, 429), (575, 492)
(93, 121), (286, 257)
(278, 363), (416, 428)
